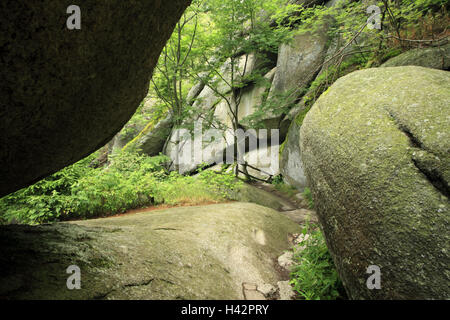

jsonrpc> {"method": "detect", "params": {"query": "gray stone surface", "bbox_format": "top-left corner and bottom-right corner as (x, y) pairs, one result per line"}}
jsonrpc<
(0, 0), (191, 197)
(382, 43), (450, 70)
(281, 209), (318, 224)
(277, 251), (295, 271)
(125, 114), (174, 156)
(258, 283), (277, 298)
(280, 120), (309, 191)
(269, 26), (329, 98)
(277, 281), (296, 300)
(300, 66), (450, 299)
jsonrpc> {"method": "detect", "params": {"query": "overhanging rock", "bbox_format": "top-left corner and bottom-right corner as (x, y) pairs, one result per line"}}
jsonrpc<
(0, 0), (191, 197)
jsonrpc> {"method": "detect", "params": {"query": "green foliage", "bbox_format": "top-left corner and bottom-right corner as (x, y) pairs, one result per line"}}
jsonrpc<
(193, 0), (296, 131)
(290, 224), (345, 300)
(302, 187), (314, 209)
(0, 151), (242, 225)
(0, 153), (97, 224)
(295, 105), (312, 127)
(151, 167), (242, 206)
(66, 152), (169, 220)
(198, 168), (243, 197)
(288, 0), (448, 83)
(119, 0), (449, 150)
(272, 175), (297, 197)
(150, 0), (205, 125)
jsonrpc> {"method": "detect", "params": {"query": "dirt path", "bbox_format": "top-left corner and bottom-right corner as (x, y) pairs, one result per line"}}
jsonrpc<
(249, 182), (302, 211)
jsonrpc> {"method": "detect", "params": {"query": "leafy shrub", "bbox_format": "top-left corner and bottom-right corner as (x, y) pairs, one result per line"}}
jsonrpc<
(63, 152), (169, 220)
(290, 224), (346, 300)
(0, 153), (97, 224)
(0, 151), (242, 225)
(272, 175), (297, 197)
(152, 169), (241, 206)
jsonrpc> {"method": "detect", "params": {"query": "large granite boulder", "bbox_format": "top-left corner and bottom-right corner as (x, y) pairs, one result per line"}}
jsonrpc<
(109, 97), (161, 154)
(381, 43), (450, 70)
(0, 0), (191, 197)
(300, 66), (450, 299)
(0, 202), (300, 299)
(164, 57), (276, 174)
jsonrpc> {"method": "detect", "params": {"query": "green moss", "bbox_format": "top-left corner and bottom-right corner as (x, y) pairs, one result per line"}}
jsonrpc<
(295, 105), (312, 127)
(381, 43), (450, 70)
(380, 48), (404, 63)
(300, 66), (450, 299)
(123, 118), (158, 151)
(279, 137), (287, 156)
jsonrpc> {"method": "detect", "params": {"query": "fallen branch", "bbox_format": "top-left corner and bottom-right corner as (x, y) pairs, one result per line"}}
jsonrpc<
(237, 169), (272, 184)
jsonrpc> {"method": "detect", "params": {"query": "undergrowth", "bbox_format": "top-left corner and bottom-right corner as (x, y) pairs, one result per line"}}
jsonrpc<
(290, 223), (346, 300)
(0, 151), (241, 225)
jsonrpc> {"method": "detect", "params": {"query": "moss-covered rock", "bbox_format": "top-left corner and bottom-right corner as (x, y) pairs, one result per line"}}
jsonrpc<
(0, 0), (191, 197)
(300, 66), (450, 299)
(0, 202), (300, 299)
(381, 43), (450, 70)
(124, 114), (173, 156)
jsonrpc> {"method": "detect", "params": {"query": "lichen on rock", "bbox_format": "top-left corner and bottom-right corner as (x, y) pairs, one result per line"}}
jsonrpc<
(300, 66), (450, 299)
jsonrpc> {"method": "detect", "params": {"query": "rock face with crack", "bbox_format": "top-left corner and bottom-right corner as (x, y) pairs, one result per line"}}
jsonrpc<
(300, 66), (450, 299)
(269, 26), (328, 98)
(0, 202), (300, 299)
(0, 0), (191, 197)
(381, 43), (450, 71)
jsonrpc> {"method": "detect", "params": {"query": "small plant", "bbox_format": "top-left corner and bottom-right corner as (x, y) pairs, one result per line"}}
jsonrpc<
(290, 224), (346, 300)
(302, 187), (314, 209)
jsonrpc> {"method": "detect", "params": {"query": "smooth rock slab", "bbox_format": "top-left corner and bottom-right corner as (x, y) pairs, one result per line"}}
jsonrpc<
(280, 120), (309, 191)
(281, 209), (318, 225)
(0, 202), (300, 300)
